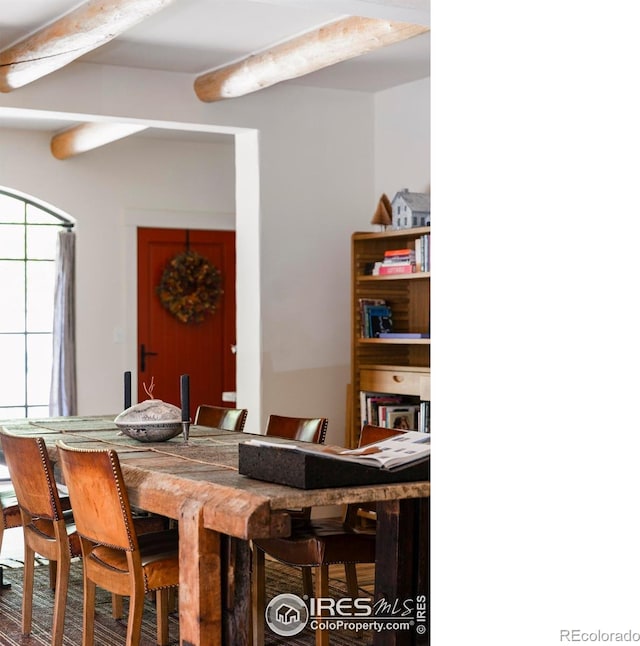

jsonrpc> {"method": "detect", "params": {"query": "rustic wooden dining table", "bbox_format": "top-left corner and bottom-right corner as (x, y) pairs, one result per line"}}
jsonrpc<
(0, 415), (430, 646)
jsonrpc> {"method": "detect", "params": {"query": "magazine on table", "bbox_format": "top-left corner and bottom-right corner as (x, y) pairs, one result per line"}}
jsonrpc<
(243, 431), (430, 472)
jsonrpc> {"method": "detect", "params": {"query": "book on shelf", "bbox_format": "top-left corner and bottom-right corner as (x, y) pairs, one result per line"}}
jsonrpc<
(384, 248), (415, 258)
(360, 391), (403, 427)
(415, 233), (430, 272)
(378, 263), (416, 275)
(383, 249), (416, 264)
(367, 305), (393, 337)
(359, 302), (393, 338)
(358, 298), (386, 336)
(419, 401), (430, 434)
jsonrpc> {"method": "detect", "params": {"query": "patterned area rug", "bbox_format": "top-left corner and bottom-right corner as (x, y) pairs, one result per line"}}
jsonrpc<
(0, 557), (374, 645)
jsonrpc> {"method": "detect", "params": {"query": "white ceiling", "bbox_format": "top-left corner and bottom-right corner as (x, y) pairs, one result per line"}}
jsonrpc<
(0, 0), (429, 139)
(0, 0), (430, 89)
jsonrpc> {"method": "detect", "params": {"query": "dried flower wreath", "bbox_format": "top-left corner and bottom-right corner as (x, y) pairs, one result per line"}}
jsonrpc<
(156, 250), (223, 324)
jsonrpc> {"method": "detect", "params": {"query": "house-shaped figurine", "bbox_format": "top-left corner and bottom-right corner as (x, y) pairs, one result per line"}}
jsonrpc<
(391, 189), (430, 229)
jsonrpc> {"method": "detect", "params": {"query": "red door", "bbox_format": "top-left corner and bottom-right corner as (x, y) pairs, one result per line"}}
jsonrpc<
(137, 228), (236, 420)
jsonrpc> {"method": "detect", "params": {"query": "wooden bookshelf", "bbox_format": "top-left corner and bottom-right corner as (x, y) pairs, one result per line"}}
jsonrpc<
(348, 226), (430, 447)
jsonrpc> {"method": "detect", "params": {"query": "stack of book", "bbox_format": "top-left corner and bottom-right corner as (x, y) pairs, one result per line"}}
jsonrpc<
(374, 248), (416, 275)
(358, 298), (394, 338)
(415, 233), (430, 272)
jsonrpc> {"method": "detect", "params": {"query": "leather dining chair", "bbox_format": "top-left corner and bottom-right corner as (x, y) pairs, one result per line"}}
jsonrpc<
(56, 441), (180, 646)
(263, 414), (328, 524)
(252, 425), (405, 646)
(194, 404), (248, 432)
(0, 429), (81, 646)
(264, 414), (328, 444)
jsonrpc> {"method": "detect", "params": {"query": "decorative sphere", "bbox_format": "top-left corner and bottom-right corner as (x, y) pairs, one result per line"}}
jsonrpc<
(115, 399), (182, 442)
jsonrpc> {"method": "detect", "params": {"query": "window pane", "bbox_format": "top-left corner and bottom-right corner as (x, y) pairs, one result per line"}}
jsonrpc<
(0, 194), (24, 223)
(27, 333), (52, 405)
(27, 225), (58, 259)
(0, 407), (27, 419)
(26, 204), (63, 225)
(27, 261), (55, 332)
(0, 225), (25, 258)
(27, 405), (49, 418)
(0, 335), (26, 405)
(0, 261), (25, 332)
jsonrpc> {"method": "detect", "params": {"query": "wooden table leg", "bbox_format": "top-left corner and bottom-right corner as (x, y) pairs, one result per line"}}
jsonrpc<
(179, 499), (223, 646)
(222, 536), (252, 646)
(374, 497), (430, 646)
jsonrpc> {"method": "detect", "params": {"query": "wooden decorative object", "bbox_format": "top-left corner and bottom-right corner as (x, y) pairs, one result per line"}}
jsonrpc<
(371, 193), (392, 230)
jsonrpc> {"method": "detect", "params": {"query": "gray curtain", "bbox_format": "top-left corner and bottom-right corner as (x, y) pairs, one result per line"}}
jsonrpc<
(49, 229), (77, 416)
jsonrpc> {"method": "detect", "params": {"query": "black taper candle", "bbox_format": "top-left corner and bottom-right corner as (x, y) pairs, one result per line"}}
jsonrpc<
(124, 371), (132, 410)
(180, 374), (190, 422)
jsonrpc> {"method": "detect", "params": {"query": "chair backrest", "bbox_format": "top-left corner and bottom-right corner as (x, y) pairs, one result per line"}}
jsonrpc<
(0, 429), (66, 522)
(359, 424), (407, 447)
(56, 442), (138, 552)
(265, 414), (328, 444)
(194, 405), (248, 432)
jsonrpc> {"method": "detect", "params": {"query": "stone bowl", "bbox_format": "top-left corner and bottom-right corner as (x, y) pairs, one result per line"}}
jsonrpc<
(114, 399), (182, 443)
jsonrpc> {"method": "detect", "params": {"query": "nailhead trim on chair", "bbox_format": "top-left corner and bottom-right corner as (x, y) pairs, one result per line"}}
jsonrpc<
(107, 449), (136, 551)
(36, 438), (64, 523)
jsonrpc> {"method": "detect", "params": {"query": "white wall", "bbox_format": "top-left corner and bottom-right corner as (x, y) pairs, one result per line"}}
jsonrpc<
(0, 64), (429, 445)
(375, 77), (430, 198)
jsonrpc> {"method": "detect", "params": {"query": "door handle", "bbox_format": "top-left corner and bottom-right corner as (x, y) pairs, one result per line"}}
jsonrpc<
(140, 344), (158, 373)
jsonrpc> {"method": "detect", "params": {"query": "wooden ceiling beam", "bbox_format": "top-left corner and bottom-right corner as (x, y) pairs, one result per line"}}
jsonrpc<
(50, 122), (148, 160)
(0, 0), (176, 92)
(194, 16), (428, 102)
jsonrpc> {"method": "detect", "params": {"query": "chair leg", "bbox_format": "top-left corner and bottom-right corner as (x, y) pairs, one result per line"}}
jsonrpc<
(22, 544), (35, 635)
(126, 588), (145, 646)
(49, 559), (57, 589)
(156, 588), (170, 646)
(83, 577), (96, 646)
(112, 593), (124, 619)
(344, 563), (364, 638)
(315, 565), (329, 646)
(168, 587), (177, 613)
(344, 563), (359, 600)
(302, 567), (313, 598)
(51, 555), (70, 646)
(252, 546), (266, 646)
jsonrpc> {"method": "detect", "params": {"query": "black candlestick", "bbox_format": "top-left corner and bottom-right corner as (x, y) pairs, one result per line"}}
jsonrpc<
(124, 371), (132, 410)
(180, 374), (190, 422)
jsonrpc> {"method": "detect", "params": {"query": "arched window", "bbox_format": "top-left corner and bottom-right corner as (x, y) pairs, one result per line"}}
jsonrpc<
(0, 188), (74, 418)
